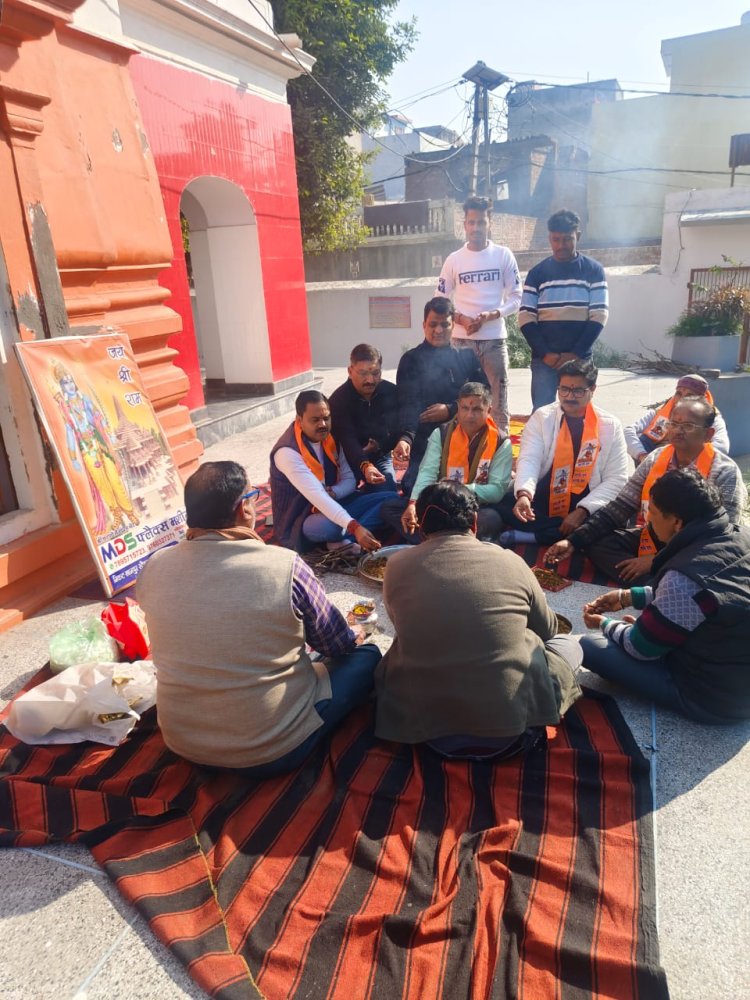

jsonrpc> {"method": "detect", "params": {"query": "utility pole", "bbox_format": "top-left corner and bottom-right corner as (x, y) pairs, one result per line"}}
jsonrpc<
(469, 83), (482, 197)
(462, 62), (509, 198)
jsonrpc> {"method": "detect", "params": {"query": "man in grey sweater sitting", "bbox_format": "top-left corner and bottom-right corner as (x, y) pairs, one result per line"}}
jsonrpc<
(138, 461), (381, 777)
(375, 481), (582, 760)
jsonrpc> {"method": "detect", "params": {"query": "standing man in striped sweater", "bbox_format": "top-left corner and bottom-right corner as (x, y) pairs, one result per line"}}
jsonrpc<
(519, 209), (609, 410)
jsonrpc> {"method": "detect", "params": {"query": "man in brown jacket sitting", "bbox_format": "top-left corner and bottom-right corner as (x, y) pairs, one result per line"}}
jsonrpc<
(374, 481), (582, 759)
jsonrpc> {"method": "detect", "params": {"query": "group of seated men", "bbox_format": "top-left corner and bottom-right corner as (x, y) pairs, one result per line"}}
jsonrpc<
(137, 296), (750, 777)
(267, 295), (745, 586)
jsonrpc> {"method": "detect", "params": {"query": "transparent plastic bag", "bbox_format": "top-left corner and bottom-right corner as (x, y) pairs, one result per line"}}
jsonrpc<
(48, 617), (120, 674)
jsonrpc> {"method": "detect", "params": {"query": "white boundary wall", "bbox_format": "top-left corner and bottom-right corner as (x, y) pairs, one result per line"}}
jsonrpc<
(306, 270), (676, 368)
(307, 187), (750, 369)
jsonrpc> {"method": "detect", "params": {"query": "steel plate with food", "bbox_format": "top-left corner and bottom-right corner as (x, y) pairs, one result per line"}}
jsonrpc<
(532, 565), (573, 592)
(358, 545), (410, 583)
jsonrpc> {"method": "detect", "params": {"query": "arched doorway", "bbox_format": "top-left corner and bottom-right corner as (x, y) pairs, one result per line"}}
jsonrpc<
(180, 177), (271, 392)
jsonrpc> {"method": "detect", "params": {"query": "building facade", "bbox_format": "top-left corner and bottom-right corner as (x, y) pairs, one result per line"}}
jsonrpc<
(587, 15), (750, 242)
(0, 0), (312, 628)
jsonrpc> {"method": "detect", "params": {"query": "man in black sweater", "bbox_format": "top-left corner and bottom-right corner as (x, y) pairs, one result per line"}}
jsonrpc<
(329, 344), (401, 491)
(395, 297), (486, 494)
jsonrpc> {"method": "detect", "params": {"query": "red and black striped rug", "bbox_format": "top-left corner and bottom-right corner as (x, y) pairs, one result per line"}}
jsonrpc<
(0, 689), (667, 999)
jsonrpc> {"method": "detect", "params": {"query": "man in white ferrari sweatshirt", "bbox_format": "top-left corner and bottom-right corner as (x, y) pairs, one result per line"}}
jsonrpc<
(436, 195), (522, 436)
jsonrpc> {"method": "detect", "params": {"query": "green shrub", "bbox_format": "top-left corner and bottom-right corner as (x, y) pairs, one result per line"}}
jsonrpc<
(668, 284), (750, 338)
(505, 316), (630, 370)
(506, 315), (531, 368)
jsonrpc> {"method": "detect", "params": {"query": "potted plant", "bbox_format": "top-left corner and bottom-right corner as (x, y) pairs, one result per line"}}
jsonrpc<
(668, 279), (750, 372)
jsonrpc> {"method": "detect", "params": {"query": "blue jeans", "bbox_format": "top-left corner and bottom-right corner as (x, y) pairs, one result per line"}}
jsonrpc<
(302, 489), (398, 543)
(453, 338), (510, 435)
(236, 643), (382, 778)
(580, 634), (727, 724)
(530, 357), (561, 410)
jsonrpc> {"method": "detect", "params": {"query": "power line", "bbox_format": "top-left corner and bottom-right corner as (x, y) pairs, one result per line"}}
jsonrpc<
(365, 156), (750, 193)
(504, 69), (750, 92)
(512, 78), (750, 100)
(387, 78), (464, 112)
(245, 0), (469, 166)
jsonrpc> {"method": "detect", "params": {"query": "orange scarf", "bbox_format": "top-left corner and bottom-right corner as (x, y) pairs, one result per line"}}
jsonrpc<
(294, 420), (339, 483)
(549, 406), (601, 518)
(637, 443), (716, 555)
(440, 416), (499, 485)
(643, 391), (714, 445)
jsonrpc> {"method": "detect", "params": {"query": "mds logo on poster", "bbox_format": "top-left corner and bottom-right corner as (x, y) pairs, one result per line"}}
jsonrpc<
(100, 532), (138, 563)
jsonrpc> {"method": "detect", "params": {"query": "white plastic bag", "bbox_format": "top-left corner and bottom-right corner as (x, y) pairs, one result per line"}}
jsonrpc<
(5, 661), (156, 746)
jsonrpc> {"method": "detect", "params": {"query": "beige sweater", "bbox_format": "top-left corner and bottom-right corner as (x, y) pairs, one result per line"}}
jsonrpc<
(375, 532), (580, 743)
(137, 536), (330, 768)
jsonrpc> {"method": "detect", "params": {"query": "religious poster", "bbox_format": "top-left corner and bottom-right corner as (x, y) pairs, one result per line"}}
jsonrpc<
(15, 334), (186, 596)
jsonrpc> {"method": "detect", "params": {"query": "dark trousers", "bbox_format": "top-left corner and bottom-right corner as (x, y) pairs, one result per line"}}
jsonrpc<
(360, 453), (397, 492)
(498, 487), (570, 545)
(232, 644), (382, 779)
(586, 526), (655, 587)
(580, 634), (728, 724)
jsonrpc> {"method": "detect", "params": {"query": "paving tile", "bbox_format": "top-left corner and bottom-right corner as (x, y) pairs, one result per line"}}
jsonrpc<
(79, 908), (208, 1000)
(1, 848), (137, 1000)
(653, 713), (750, 1000)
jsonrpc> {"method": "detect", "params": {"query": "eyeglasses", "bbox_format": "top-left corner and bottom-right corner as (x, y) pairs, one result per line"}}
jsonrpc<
(665, 420), (705, 432)
(557, 386), (589, 399)
(235, 487), (260, 508)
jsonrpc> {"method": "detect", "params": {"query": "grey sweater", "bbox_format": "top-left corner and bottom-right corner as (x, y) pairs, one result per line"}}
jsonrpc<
(569, 444), (747, 551)
(375, 532), (581, 743)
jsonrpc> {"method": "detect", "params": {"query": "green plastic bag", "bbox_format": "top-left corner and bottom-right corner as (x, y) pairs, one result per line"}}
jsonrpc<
(48, 617), (120, 675)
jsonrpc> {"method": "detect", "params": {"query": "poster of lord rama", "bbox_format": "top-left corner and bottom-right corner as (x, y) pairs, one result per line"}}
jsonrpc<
(16, 333), (186, 596)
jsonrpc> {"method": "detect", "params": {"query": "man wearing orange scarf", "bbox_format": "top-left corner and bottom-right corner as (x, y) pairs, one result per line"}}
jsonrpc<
(500, 360), (628, 546)
(545, 397), (746, 586)
(270, 390), (398, 553)
(624, 373), (730, 464)
(381, 382), (512, 543)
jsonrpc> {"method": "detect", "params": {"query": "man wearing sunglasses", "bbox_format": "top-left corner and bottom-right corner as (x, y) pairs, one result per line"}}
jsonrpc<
(138, 461), (381, 775)
(498, 359), (628, 546)
(545, 396), (747, 586)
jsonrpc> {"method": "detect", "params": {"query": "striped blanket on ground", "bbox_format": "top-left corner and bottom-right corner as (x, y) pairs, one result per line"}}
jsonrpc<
(0, 689), (668, 999)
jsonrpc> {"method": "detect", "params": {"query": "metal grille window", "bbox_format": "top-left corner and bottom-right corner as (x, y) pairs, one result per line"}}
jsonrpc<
(688, 266), (750, 365)
(687, 265), (750, 310)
